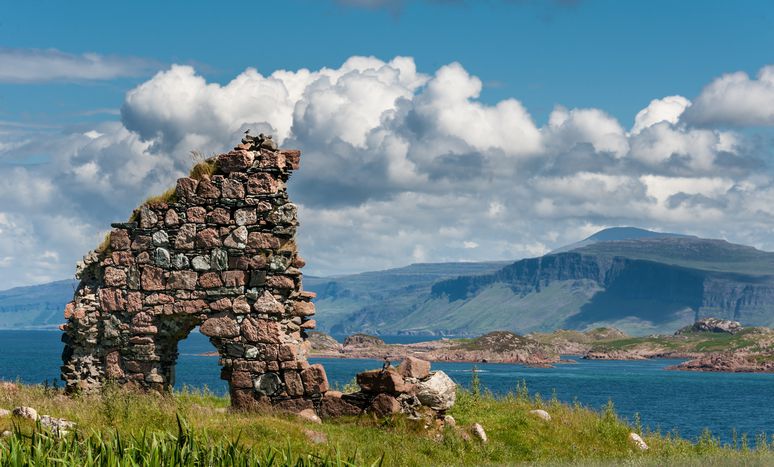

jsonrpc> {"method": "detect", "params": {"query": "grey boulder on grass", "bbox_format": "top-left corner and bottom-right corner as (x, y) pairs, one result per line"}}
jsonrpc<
(415, 371), (456, 411)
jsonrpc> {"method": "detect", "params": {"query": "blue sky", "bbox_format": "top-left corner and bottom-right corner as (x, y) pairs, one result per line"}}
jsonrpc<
(1, 0), (774, 287)
(3, 0), (773, 126)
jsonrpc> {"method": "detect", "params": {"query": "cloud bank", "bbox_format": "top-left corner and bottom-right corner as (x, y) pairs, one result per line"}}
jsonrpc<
(0, 48), (154, 83)
(0, 57), (773, 287)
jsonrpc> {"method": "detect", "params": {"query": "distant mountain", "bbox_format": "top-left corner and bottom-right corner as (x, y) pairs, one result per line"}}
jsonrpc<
(551, 226), (693, 253)
(312, 229), (774, 337)
(5, 228), (774, 337)
(0, 279), (77, 329)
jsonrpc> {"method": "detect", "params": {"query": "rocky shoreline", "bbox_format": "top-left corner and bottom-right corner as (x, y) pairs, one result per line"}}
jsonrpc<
(577, 319), (774, 373)
(295, 318), (774, 373)
(306, 331), (560, 366)
(667, 352), (774, 373)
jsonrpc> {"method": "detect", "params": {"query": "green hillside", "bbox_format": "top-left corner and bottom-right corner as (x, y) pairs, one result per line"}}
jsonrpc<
(0, 279), (76, 329)
(304, 261), (510, 333)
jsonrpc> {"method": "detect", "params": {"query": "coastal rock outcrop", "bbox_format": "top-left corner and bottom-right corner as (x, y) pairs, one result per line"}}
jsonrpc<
(675, 317), (743, 335)
(343, 334), (385, 347)
(670, 351), (774, 373)
(60, 135), (326, 410)
(309, 331), (559, 366)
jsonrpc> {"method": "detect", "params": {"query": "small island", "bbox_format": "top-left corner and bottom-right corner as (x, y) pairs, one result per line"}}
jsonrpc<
(307, 318), (774, 373)
(309, 330), (560, 366)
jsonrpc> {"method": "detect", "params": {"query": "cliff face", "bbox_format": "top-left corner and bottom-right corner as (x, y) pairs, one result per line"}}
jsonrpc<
(393, 243), (774, 336)
(699, 276), (774, 324)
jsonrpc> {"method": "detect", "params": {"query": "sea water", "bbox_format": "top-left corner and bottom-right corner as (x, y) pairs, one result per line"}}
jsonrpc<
(1, 329), (772, 443)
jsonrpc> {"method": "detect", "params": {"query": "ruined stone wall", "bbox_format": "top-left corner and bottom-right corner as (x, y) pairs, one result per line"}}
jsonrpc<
(61, 135), (329, 410)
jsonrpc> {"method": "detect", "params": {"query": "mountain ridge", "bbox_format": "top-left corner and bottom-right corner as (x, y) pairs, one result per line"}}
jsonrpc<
(551, 226), (694, 253)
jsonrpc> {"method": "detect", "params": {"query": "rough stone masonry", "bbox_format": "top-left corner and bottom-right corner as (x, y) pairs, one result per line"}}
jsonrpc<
(60, 133), (329, 411)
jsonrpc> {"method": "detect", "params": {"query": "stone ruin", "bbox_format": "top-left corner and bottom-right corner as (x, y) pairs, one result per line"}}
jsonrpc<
(60, 133), (457, 419)
(61, 132), (327, 411)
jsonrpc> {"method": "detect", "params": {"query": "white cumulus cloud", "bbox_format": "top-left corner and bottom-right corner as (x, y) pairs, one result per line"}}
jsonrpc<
(631, 95), (691, 134)
(683, 65), (774, 127)
(1, 56), (774, 288)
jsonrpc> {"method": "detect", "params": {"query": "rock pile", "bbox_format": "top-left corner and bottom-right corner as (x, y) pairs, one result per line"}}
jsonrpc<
(60, 134), (327, 411)
(318, 357), (456, 420)
(3, 406), (75, 437)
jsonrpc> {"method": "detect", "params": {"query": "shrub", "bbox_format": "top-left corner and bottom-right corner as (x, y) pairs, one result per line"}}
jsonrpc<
(189, 159), (218, 181)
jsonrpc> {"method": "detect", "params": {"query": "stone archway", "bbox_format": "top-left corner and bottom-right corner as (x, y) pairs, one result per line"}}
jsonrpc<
(60, 134), (328, 410)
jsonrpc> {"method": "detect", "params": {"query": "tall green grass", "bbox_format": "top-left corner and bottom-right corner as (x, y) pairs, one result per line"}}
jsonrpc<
(0, 416), (379, 466)
(1, 381), (773, 466)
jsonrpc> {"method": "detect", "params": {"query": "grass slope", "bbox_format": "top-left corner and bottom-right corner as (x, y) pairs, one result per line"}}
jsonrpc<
(0, 280), (77, 329)
(305, 262), (509, 334)
(380, 281), (602, 336)
(2, 383), (773, 466)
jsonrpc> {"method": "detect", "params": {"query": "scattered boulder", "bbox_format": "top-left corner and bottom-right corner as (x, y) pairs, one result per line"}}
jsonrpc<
(443, 415), (456, 427)
(40, 415), (76, 437)
(0, 409), (10, 417)
(296, 408), (322, 424)
(529, 409), (552, 421)
(472, 423), (488, 443)
(629, 432), (649, 450)
(415, 371), (456, 411)
(12, 406), (38, 421)
(398, 357), (431, 379)
(1, 431), (11, 438)
(304, 429), (327, 444)
(369, 393), (401, 417)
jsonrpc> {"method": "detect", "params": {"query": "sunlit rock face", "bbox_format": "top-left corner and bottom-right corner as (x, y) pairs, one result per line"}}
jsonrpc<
(61, 133), (327, 410)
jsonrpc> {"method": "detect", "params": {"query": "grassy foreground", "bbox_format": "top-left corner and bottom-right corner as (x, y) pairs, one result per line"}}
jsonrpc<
(1, 382), (773, 466)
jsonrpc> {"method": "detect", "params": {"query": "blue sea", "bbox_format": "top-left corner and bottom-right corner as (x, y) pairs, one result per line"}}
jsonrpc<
(1, 330), (772, 444)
